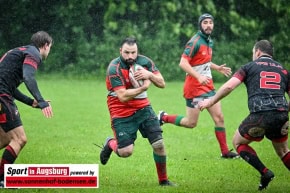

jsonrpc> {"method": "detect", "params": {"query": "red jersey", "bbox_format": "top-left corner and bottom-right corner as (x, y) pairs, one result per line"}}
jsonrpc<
(182, 31), (215, 98)
(106, 55), (159, 118)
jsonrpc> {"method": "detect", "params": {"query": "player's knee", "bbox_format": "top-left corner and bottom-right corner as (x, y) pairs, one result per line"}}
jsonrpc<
(117, 145), (133, 157)
(274, 144), (289, 158)
(213, 113), (224, 124)
(183, 121), (197, 128)
(118, 151), (132, 158)
(188, 122), (197, 128)
(11, 134), (27, 148)
(151, 139), (164, 150)
(18, 135), (27, 148)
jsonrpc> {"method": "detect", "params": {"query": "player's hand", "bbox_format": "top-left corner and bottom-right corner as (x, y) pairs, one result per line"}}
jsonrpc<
(198, 99), (213, 111)
(41, 105), (53, 118)
(134, 68), (151, 80)
(218, 64), (232, 77)
(197, 75), (211, 85)
(32, 99), (51, 108)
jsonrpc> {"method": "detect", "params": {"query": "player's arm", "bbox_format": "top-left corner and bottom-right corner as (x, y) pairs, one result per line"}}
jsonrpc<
(13, 89), (34, 106)
(23, 64), (53, 117)
(179, 57), (210, 85)
(148, 72), (165, 88)
(199, 77), (241, 110)
(114, 81), (151, 103)
(23, 64), (48, 108)
(14, 90), (49, 108)
(134, 68), (165, 88)
(210, 62), (232, 77)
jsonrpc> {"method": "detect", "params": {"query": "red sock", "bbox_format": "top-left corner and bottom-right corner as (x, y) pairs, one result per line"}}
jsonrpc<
(237, 144), (257, 155)
(237, 144), (268, 175)
(163, 114), (177, 124)
(282, 151), (290, 170)
(163, 115), (184, 126)
(108, 139), (118, 153)
(153, 153), (167, 182)
(215, 127), (229, 155)
(0, 145), (17, 180)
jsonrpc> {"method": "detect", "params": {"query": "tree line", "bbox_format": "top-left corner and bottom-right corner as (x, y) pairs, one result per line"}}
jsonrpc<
(0, 0), (289, 81)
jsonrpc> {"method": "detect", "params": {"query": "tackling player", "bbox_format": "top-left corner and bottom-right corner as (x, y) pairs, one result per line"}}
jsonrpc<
(0, 31), (53, 187)
(199, 40), (290, 190)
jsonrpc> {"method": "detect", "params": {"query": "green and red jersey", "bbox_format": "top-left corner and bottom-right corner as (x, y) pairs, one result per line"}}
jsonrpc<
(106, 55), (160, 118)
(182, 31), (215, 98)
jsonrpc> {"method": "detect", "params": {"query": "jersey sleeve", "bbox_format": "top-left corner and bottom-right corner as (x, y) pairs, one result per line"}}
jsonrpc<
(182, 38), (199, 59)
(106, 62), (126, 91)
(23, 64), (49, 109)
(13, 89), (34, 106)
(23, 54), (39, 69)
(233, 66), (247, 82)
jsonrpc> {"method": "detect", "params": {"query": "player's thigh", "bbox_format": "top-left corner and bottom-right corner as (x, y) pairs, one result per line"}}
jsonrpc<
(6, 125), (26, 140)
(138, 107), (163, 144)
(0, 127), (10, 148)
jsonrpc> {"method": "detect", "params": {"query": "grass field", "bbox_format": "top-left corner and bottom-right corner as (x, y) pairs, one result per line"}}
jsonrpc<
(1, 76), (289, 193)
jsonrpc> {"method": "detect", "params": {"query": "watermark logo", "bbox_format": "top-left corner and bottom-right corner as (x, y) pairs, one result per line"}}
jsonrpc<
(4, 164), (99, 188)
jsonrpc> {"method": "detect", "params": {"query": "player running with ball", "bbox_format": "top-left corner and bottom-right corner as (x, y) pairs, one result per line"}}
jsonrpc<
(99, 37), (175, 186)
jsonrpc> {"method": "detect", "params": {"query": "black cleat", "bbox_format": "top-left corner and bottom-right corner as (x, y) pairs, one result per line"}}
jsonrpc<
(100, 137), (113, 165)
(258, 170), (274, 191)
(221, 150), (239, 159)
(158, 111), (167, 126)
(159, 180), (177, 187)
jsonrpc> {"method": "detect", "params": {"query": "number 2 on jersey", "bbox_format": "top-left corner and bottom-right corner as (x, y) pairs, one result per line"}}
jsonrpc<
(260, 71), (281, 89)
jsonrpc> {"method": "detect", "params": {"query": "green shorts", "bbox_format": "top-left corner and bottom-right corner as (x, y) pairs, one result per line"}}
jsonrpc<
(186, 90), (216, 108)
(111, 106), (163, 148)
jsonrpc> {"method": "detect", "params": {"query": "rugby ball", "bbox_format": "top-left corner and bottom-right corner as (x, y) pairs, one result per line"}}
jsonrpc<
(129, 64), (144, 88)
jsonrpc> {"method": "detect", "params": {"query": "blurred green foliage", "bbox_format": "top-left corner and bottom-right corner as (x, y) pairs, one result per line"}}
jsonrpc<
(0, 0), (289, 81)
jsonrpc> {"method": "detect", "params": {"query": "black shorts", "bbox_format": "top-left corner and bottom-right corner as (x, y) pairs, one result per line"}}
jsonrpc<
(239, 111), (288, 142)
(0, 95), (22, 132)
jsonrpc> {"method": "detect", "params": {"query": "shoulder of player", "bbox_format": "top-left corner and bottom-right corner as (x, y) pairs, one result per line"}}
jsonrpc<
(4, 45), (40, 62)
(136, 55), (154, 66)
(107, 57), (126, 75)
(186, 34), (208, 50)
(24, 45), (41, 56)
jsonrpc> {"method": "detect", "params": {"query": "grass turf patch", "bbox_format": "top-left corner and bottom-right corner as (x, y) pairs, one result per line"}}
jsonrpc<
(0, 77), (289, 192)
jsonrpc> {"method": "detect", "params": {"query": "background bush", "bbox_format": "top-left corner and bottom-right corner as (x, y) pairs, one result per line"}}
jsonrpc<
(0, 0), (289, 81)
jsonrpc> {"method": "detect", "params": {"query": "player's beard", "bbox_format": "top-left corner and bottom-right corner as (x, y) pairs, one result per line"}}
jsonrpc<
(201, 27), (212, 35)
(125, 58), (136, 66)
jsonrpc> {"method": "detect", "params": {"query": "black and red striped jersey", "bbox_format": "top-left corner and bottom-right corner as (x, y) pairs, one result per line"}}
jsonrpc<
(0, 45), (42, 96)
(233, 56), (290, 113)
